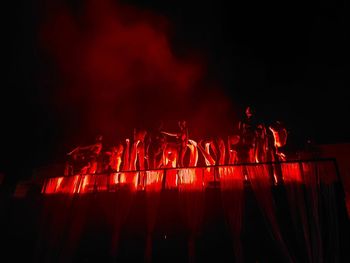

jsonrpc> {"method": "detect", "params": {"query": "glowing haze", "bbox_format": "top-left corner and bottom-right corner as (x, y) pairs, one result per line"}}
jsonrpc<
(40, 0), (234, 144)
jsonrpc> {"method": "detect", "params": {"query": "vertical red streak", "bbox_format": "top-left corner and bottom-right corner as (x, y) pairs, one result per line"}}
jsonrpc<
(281, 163), (303, 183)
(219, 166), (244, 189)
(197, 141), (215, 166)
(123, 139), (130, 171)
(129, 141), (140, 171)
(165, 169), (178, 189)
(187, 139), (199, 167)
(145, 170), (163, 191)
(218, 138), (226, 166)
(78, 174), (95, 193)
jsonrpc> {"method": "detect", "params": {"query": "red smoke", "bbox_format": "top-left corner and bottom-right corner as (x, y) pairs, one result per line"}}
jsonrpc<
(40, 0), (234, 143)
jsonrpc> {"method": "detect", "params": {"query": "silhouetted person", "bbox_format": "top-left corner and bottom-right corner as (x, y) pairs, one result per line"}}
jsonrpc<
(254, 123), (268, 163)
(228, 135), (240, 164)
(267, 121), (288, 185)
(67, 135), (103, 174)
(106, 144), (124, 172)
(161, 120), (189, 167)
(237, 106), (257, 163)
(269, 121), (287, 161)
(148, 123), (167, 169)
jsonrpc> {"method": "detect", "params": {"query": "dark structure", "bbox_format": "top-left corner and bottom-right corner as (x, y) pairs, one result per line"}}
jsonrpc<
(3, 159), (350, 262)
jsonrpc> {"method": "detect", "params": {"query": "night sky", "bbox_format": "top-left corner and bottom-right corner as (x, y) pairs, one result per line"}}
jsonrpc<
(2, 0), (348, 183)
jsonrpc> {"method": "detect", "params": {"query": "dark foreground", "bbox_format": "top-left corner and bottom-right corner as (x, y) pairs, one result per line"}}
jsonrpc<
(1, 181), (349, 263)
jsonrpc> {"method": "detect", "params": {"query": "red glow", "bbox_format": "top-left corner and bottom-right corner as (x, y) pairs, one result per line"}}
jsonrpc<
(119, 173), (126, 184)
(39, 0), (215, 138)
(110, 173), (119, 185)
(78, 174), (95, 193)
(56, 176), (80, 194)
(42, 160), (332, 195)
(187, 140), (199, 167)
(269, 122), (287, 161)
(42, 177), (61, 194)
(95, 174), (109, 191)
(203, 167), (215, 187)
(145, 170), (163, 191)
(39, 0), (237, 142)
(178, 168), (203, 190)
(281, 163), (303, 183)
(125, 172), (138, 190)
(165, 169), (178, 189)
(219, 166), (244, 189)
(37, 1), (338, 197)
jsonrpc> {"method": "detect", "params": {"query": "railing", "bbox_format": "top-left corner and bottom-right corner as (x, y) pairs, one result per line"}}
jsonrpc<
(41, 158), (340, 194)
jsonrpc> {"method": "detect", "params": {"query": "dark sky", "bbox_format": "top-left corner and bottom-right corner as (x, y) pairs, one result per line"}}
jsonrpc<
(2, 0), (348, 183)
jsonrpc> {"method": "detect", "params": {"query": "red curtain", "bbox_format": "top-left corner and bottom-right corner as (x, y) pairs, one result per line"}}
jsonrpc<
(178, 168), (205, 263)
(219, 166), (244, 262)
(317, 161), (340, 263)
(246, 164), (294, 263)
(280, 161), (340, 262)
(78, 174), (96, 193)
(282, 163), (313, 262)
(37, 160), (342, 262)
(94, 174), (109, 191)
(109, 189), (134, 260)
(302, 162), (324, 263)
(42, 175), (81, 194)
(145, 170), (163, 262)
(164, 169), (178, 189)
(35, 194), (77, 261)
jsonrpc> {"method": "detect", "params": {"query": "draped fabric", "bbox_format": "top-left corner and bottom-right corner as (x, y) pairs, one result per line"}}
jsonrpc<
(94, 174), (109, 191)
(164, 169), (178, 189)
(35, 194), (76, 262)
(109, 172), (137, 260)
(283, 161), (340, 263)
(36, 193), (101, 261)
(145, 170), (163, 262)
(219, 166), (244, 262)
(79, 174), (96, 193)
(282, 163), (313, 262)
(302, 162), (324, 263)
(317, 161), (340, 263)
(178, 168), (205, 263)
(37, 160), (344, 262)
(246, 164), (294, 263)
(108, 188), (134, 260)
(42, 175), (81, 194)
(203, 167), (215, 187)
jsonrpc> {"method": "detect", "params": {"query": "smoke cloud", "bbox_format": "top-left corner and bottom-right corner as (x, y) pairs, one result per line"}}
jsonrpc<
(40, 0), (234, 144)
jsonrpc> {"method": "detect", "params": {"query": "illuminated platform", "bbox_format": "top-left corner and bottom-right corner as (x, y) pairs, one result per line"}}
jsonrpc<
(41, 159), (340, 195)
(9, 158), (348, 262)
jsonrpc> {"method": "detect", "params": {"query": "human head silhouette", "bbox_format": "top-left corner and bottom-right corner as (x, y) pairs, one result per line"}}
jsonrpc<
(96, 135), (103, 142)
(245, 106), (254, 118)
(178, 120), (187, 129)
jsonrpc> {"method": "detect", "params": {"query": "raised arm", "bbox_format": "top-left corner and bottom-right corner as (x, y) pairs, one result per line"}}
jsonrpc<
(78, 144), (95, 151)
(67, 146), (80, 155)
(160, 131), (178, 137)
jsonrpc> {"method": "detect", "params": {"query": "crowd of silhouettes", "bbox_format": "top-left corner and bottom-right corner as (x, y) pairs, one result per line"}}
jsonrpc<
(64, 106), (288, 184)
